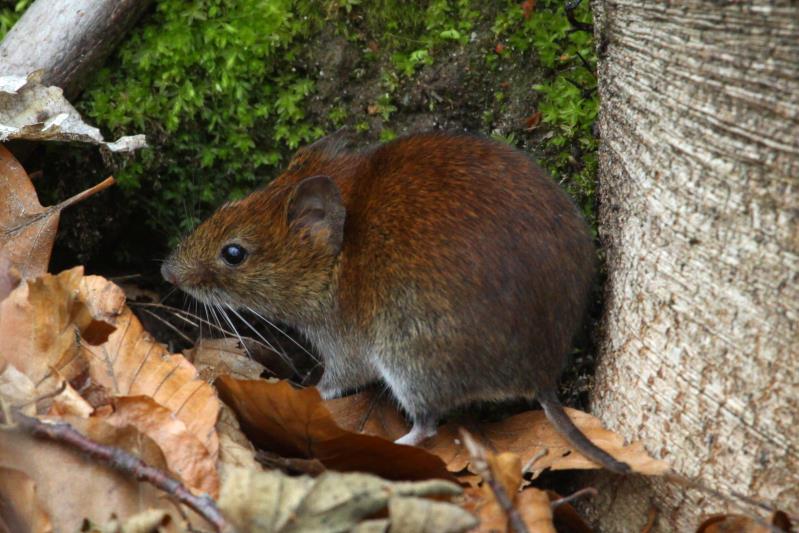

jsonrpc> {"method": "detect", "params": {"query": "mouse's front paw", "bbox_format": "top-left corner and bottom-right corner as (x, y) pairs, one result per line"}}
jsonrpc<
(316, 375), (344, 400)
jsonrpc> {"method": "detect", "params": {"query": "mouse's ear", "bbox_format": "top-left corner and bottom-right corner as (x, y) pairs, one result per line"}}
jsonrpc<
(287, 175), (346, 254)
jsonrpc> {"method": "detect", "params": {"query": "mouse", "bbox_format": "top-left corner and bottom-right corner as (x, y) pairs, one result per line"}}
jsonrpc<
(161, 131), (631, 474)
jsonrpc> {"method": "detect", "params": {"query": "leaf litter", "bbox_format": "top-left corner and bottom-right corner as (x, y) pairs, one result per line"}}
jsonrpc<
(0, 151), (678, 532)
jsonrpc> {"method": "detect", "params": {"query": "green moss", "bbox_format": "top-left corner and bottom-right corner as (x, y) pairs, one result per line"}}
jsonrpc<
(3, 0), (600, 247)
(78, 0), (325, 240)
(0, 0), (31, 39)
(491, 0), (599, 226)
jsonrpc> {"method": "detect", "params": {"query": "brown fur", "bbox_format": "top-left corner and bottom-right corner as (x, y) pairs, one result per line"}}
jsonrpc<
(162, 132), (629, 473)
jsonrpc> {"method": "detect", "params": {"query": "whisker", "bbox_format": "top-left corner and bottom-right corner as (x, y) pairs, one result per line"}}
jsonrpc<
(139, 308), (194, 346)
(159, 286), (178, 304)
(213, 299), (253, 360)
(245, 305), (318, 362)
(226, 304), (299, 375)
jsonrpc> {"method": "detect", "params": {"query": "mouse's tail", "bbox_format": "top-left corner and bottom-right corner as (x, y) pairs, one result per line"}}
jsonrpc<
(538, 390), (631, 474)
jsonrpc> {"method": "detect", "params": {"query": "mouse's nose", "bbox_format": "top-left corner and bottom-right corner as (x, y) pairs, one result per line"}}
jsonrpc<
(161, 262), (178, 285)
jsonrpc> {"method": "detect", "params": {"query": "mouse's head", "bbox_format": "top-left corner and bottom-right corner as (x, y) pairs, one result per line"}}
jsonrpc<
(161, 175), (346, 324)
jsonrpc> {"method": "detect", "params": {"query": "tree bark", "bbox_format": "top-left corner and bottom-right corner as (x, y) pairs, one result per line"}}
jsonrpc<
(590, 1), (798, 530)
(0, 0), (151, 99)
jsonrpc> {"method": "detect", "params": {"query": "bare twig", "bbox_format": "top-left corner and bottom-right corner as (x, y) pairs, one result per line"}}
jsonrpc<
(461, 429), (529, 533)
(8, 410), (228, 532)
(565, 0), (593, 32)
(550, 487), (597, 509)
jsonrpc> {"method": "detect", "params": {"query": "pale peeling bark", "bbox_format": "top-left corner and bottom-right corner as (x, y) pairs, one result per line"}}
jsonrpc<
(590, 1), (798, 530)
(0, 0), (151, 99)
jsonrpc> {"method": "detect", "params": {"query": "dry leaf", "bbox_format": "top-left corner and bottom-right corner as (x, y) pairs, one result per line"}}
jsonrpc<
(83, 509), (176, 533)
(525, 111), (542, 131)
(79, 275), (220, 461)
(326, 387), (408, 438)
(697, 513), (791, 533)
(0, 362), (37, 415)
(218, 466), (466, 533)
(0, 268), (111, 389)
(515, 488), (555, 533)
(185, 337), (266, 382)
(389, 496), (478, 533)
(0, 72), (146, 152)
(0, 417), (174, 531)
(0, 467), (53, 533)
(0, 147), (114, 279)
(325, 389), (668, 476)
(216, 403), (260, 471)
(216, 376), (455, 482)
(461, 430), (556, 533)
(102, 396), (219, 497)
(48, 379), (94, 417)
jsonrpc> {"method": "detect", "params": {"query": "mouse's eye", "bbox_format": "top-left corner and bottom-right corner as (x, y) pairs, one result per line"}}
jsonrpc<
(220, 244), (247, 266)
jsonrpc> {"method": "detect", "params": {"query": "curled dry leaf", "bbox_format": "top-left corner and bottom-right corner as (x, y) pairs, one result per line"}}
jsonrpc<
(0, 146), (115, 279)
(0, 417), (171, 531)
(389, 496), (478, 533)
(697, 513), (792, 533)
(218, 466), (468, 533)
(0, 467), (53, 533)
(103, 396), (219, 497)
(326, 389), (668, 477)
(0, 72), (146, 152)
(0, 362), (37, 415)
(0, 267), (111, 390)
(79, 275), (220, 462)
(216, 402), (260, 471)
(185, 337), (267, 382)
(216, 376), (455, 482)
(48, 378), (94, 417)
(462, 429), (556, 533)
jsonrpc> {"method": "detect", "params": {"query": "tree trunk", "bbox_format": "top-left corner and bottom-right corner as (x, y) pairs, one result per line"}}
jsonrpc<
(0, 0), (151, 99)
(590, 1), (798, 530)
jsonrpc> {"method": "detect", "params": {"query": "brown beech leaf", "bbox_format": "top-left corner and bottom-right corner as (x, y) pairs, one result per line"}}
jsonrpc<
(79, 275), (220, 461)
(697, 513), (791, 533)
(326, 387), (409, 438)
(0, 362), (37, 415)
(101, 396), (219, 497)
(0, 146), (114, 279)
(184, 337), (267, 382)
(47, 379), (94, 417)
(0, 467), (53, 533)
(0, 267), (111, 389)
(216, 376), (455, 482)
(216, 403), (260, 471)
(0, 252), (21, 302)
(461, 430), (556, 533)
(0, 416), (175, 531)
(325, 389), (667, 477)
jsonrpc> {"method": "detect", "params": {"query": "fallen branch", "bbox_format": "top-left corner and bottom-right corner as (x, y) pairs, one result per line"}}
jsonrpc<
(461, 429), (529, 533)
(7, 409), (228, 532)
